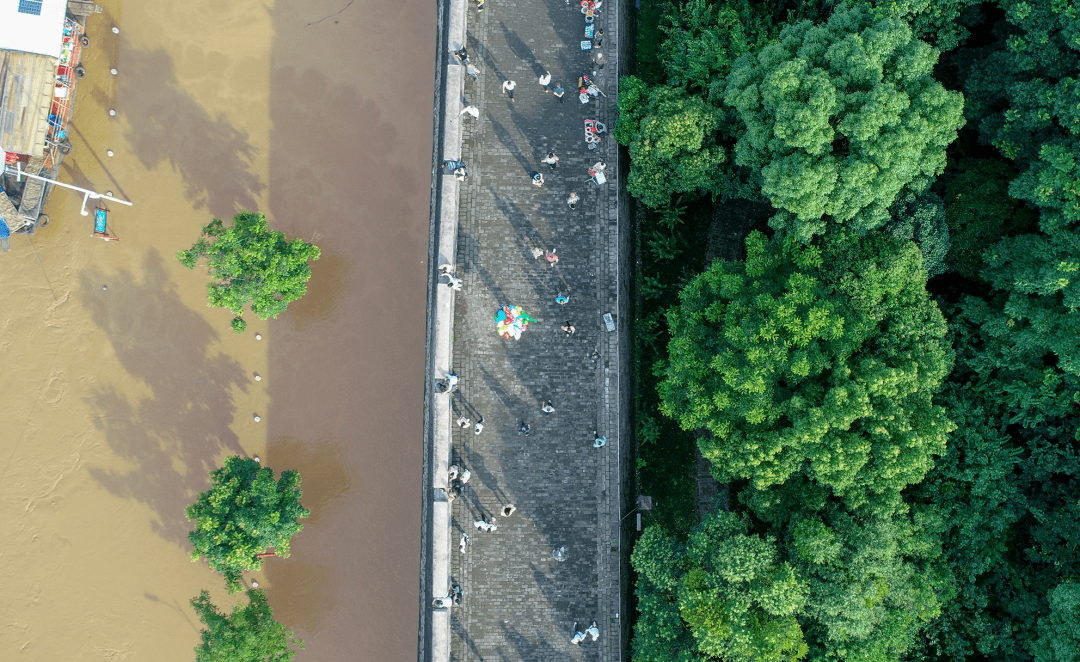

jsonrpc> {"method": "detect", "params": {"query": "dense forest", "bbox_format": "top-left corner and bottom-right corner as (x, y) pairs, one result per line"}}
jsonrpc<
(619, 1), (1080, 660)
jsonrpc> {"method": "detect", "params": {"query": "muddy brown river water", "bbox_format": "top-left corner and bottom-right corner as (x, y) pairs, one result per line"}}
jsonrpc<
(0, 1), (434, 659)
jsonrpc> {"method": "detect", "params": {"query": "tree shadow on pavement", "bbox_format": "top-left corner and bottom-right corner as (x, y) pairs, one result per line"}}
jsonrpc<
(81, 249), (248, 549)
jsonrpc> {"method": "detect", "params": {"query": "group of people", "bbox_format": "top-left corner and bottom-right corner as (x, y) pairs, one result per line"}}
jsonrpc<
(436, 0), (613, 648)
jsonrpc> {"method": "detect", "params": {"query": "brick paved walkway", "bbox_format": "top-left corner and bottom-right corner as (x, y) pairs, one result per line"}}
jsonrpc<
(444, 0), (621, 659)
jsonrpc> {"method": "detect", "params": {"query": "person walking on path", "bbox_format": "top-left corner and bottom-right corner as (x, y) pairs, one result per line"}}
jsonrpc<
(529, 171), (544, 187)
(501, 504), (517, 517)
(585, 622), (600, 641)
(593, 431), (607, 448)
(556, 293), (569, 305)
(457, 415), (471, 428)
(552, 546), (568, 562)
(593, 29), (604, 47)
(531, 246), (544, 260)
(587, 348), (600, 361)
(542, 152), (559, 169)
(571, 624), (587, 645)
(502, 79), (516, 102)
(567, 192), (579, 209)
(460, 533), (468, 552)
(466, 62), (480, 80)
(541, 400), (555, 415)
(519, 422), (531, 436)
(553, 83), (565, 102)
(460, 105), (479, 119)
(561, 321), (575, 337)
(538, 71), (551, 91)
(545, 249), (559, 266)
(474, 415), (484, 435)
(443, 274), (463, 290)
(475, 0), (485, 11)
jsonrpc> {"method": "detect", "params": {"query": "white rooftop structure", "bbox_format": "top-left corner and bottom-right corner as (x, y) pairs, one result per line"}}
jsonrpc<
(0, 1), (67, 59)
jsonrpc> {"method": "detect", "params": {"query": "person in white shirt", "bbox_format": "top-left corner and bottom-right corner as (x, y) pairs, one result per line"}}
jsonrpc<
(502, 79), (516, 102)
(460, 105), (479, 119)
(538, 71), (551, 91)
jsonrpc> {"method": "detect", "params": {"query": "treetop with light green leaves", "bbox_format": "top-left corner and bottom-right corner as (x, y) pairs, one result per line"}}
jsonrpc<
(724, 3), (965, 241)
(177, 211), (321, 333)
(186, 456), (309, 592)
(659, 230), (954, 513)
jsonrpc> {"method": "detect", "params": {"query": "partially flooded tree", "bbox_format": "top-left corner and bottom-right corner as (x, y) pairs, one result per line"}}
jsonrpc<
(177, 211), (320, 333)
(191, 588), (304, 662)
(187, 456), (309, 592)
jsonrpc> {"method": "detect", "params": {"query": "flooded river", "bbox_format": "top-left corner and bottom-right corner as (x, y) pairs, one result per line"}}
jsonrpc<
(0, 1), (435, 659)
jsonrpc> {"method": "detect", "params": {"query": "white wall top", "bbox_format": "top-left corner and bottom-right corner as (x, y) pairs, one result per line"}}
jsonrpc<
(0, 1), (67, 58)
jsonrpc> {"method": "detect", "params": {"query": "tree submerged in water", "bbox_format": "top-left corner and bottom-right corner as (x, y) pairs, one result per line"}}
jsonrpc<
(191, 588), (304, 662)
(186, 456), (309, 592)
(177, 211), (321, 333)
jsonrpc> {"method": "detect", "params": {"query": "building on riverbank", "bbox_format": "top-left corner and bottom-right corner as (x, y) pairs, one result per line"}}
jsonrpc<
(0, 1), (100, 235)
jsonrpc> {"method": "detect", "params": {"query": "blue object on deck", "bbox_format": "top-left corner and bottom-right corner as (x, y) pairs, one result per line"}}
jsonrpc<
(94, 208), (107, 233)
(0, 218), (10, 239)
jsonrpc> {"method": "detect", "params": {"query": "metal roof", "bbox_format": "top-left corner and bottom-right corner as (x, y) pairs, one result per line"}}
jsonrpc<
(0, 50), (56, 157)
(0, 1), (67, 59)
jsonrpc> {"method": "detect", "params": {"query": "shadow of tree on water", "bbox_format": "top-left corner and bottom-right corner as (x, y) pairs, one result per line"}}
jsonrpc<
(116, 38), (265, 219)
(81, 249), (248, 549)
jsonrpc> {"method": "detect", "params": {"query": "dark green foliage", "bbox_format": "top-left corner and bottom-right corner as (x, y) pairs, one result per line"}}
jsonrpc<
(657, 0), (772, 103)
(860, 0), (985, 50)
(177, 211), (321, 333)
(942, 158), (1036, 280)
(191, 589), (303, 662)
(187, 457), (310, 592)
(1033, 583), (1080, 662)
(724, 4), (965, 241)
(624, 1), (1080, 660)
(885, 191), (951, 277)
(659, 230), (954, 513)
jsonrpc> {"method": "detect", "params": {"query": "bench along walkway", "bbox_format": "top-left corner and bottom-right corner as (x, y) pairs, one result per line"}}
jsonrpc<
(433, 0), (624, 658)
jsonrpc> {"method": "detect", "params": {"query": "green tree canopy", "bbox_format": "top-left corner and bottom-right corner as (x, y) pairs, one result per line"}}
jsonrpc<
(786, 504), (949, 662)
(941, 157), (1037, 280)
(884, 190), (950, 277)
(187, 457), (309, 592)
(177, 211), (321, 333)
(615, 79), (727, 209)
(657, 0), (772, 103)
(659, 230), (954, 512)
(632, 511), (809, 662)
(724, 4), (965, 241)
(1033, 583), (1080, 662)
(191, 589), (304, 662)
